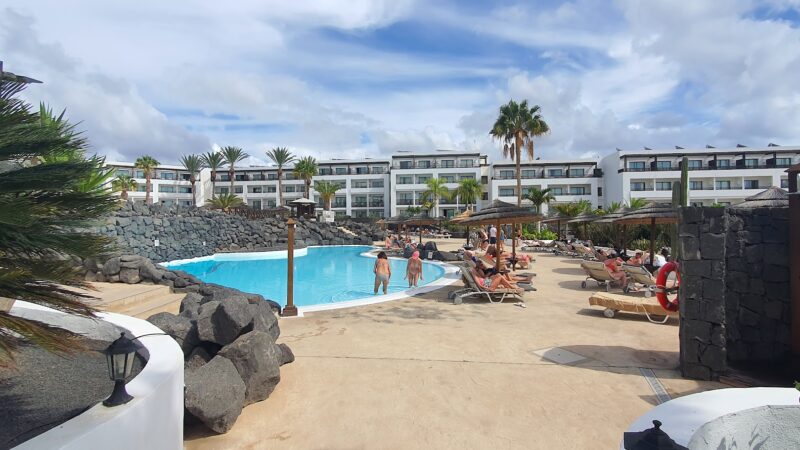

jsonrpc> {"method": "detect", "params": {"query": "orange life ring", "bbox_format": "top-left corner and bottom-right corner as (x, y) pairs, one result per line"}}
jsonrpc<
(655, 261), (680, 312)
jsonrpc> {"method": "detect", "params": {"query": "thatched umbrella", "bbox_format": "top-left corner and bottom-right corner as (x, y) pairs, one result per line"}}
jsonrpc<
(594, 207), (631, 253)
(568, 211), (599, 240)
(450, 209), (475, 246)
(460, 200), (542, 272)
(730, 186), (789, 209)
(615, 203), (677, 269)
(540, 211), (568, 239)
(376, 218), (386, 230)
(404, 214), (443, 244)
(384, 215), (407, 238)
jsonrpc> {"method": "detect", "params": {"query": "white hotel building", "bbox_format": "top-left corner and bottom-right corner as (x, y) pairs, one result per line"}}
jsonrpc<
(106, 144), (798, 215)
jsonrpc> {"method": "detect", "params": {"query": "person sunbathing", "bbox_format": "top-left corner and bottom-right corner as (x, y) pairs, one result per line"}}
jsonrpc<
(477, 258), (534, 285)
(603, 252), (630, 290)
(485, 245), (531, 268)
(471, 268), (522, 294)
(627, 251), (644, 266)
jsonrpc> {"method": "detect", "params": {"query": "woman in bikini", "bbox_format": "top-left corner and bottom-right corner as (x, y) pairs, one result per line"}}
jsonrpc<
(373, 251), (391, 294)
(471, 267), (522, 294)
(405, 251), (424, 287)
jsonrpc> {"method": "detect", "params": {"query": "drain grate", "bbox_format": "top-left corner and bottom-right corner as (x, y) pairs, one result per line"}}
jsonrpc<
(639, 367), (671, 404)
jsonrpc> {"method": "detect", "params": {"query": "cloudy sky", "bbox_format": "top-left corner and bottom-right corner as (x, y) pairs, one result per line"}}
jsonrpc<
(2, 1), (799, 165)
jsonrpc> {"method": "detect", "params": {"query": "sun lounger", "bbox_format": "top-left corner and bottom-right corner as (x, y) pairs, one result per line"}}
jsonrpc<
(573, 243), (595, 260)
(450, 263), (522, 304)
(622, 264), (656, 297)
(579, 260), (622, 292)
(554, 241), (577, 257)
(588, 292), (678, 324)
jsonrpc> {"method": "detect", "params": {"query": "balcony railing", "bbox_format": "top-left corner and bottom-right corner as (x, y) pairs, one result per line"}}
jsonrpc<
(392, 161), (477, 169)
(397, 199), (414, 205)
(493, 170), (599, 179)
(369, 201), (384, 207)
(620, 163), (790, 173)
(351, 202), (367, 207)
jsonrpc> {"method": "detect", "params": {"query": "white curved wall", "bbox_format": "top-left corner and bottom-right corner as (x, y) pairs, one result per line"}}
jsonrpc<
(13, 302), (184, 450)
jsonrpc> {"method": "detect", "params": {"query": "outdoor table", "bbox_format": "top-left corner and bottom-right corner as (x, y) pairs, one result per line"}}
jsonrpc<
(619, 387), (798, 449)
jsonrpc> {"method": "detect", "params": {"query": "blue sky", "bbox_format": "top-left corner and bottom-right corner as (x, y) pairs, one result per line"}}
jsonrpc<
(2, 0), (799, 165)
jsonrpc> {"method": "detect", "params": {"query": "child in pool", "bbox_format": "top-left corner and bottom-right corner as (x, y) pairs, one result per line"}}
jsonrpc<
(405, 251), (423, 287)
(373, 251), (391, 294)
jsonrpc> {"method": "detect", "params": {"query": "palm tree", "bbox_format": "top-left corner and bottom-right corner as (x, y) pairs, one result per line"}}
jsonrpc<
(205, 192), (244, 211)
(134, 155), (160, 204)
(552, 200), (592, 218)
(604, 201), (623, 214)
(454, 178), (482, 211)
(220, 146), (249, 190)
(490, 100), (550, 208)
(524, 187), (556, 231)
(627, 197), (648, 210)
(420, 177), (450, 216)
(180, 154), (203, 206)
(0, 77), (117, 365)
(266, 147), (296, 208)
(293, 156), (318, 199)
(314, 180), (340, 210)
(112, 174), (137, 200)
(201, 151), (224, 193)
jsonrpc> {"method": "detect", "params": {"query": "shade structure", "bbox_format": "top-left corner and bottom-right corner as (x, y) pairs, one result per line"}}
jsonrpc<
(567, 211), (599, 224)
(594, 207), (632, 253)
(614, 203), (677, 269)
(460, 200), (542, 271)
(539, 211), (568, 239)
(404, 214), (444, 244)
(730, 186), (789, 209)
(450, 209), (475, 246)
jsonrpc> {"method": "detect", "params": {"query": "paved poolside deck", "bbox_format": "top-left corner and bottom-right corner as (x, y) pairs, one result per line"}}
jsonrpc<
(185, 239), (723, 449)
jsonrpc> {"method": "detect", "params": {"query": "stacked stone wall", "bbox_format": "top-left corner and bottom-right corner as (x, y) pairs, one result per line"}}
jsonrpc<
(678, 206), (791, 380)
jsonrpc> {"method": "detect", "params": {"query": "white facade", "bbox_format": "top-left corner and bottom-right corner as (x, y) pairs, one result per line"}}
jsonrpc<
(107, 162), (200, 207)
(490, 158), (603, 214)
(389, 151), (488, 218)
(600, 145), (799, 207)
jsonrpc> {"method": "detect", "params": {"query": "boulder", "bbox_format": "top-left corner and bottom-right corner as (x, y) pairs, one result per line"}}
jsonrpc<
(146, 311), (199, 354)
(277, 343), (295, 365)
(185, 346), (213, 371)
(102, 257), (121, 276)
(179, 292), (204, 319)
(219, 331), (282, 405)
(249, 300), (280, 341)
(196, 297), (254, 346)
(434, 251), (460, 262)
(139, 261), (165, 282)
(119, 267), (141, 284)
(184, 356), (246, 434)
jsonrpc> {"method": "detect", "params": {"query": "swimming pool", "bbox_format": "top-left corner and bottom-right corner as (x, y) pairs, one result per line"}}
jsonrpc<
(163, 246), (447, 308)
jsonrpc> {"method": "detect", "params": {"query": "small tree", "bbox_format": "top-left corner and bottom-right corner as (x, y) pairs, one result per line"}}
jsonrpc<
(524, 187), (555, 231)
(134, 155), (160, 204)
(421, 177), (450, 215)
(293, 156), (318, 198)
(112, 174), (137, 200)
(266, 147), (296, 208)
(180, 154), (203, 206)
(314, 180), (340, 210)
(205, 192), (244, 211)
(220, 146), (249, 191)
(454, 178), (482, 210)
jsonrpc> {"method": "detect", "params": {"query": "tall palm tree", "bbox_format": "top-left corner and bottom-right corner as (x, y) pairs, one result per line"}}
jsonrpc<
(314, 180), (340, 210)
(293, 156), (318, 199)
(134, 155), (160, 204)
(180, 154), (203, 206)
(220, 146), (249, 190)
(201, 151), (224, 193)
(524, 187), (556, 231)
(0, 77), (117, 364)
(454, 178), (482, 211)
(489, 100), (550, 208)
(112, 174), (137, 200)
(420, 177), (450, 216)
(266, 147), (295, 208)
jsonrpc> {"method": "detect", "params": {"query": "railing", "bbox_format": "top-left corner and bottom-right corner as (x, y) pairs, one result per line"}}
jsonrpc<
(370, 183), (385, 188)
(351, 202), (368, 207)
(397, 199), (414, 205)
(369, 201), (384, 207)
(493, 171), (596, 179)
(621, 163), (789, 172)
(392, 161), (477, 169)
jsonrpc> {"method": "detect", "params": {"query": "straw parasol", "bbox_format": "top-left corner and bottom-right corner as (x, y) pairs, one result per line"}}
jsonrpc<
(540, 211), (568, 238)
(593, 207), (632, 254)
(450, 209), (475, 246)
(615, 202), (677, 268)
(568, 211), (600, 240)
(730, 186), (788, 209)
(404, 214), (444, 244)
(460, 200), (542, 271)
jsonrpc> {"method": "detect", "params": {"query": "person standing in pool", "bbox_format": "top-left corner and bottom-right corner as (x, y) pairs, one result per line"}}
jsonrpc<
(374, 251), (392, 294)
(405, 251), (423, 287)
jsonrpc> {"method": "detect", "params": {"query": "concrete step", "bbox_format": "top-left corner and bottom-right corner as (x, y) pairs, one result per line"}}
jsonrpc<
(89, 282), (184, 319)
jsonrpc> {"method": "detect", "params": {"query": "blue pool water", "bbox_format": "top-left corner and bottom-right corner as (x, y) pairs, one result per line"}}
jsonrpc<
(164, 246), (445, 307)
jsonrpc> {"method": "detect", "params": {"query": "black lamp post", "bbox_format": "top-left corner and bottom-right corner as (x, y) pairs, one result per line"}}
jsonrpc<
(623, 420), (687, 450)
(103, 332), (138, 407)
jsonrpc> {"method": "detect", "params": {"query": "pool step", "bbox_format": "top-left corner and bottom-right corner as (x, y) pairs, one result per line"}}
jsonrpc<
(89, 282), (184, 319)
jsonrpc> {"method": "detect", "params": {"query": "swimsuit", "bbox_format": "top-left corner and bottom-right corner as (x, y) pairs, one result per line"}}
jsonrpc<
(376, 273), (390, 282)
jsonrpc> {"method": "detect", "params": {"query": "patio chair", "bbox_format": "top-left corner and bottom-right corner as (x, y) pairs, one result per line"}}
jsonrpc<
(579, 260), (623, 292)
(554, 241), (577, 257)
(588, 292), (677, 324)
(622, 264), (656, 297)
(449, 263), (522, 304)
(573, 243), (595, 260)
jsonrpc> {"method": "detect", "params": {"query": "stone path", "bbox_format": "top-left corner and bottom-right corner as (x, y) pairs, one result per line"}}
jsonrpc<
(185, 241), (724, 449)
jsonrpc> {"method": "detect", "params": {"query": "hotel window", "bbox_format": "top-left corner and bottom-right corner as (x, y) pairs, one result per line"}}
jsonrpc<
(628, 161), (645, 170)
(548, 169), (563, 177)
(691, 202), (704, 207)
(250, 187), (263, 194)
(398, 194), (414, 205)
(219, 174), (231, 181)
(744, 158), (758, 168)
(284, 185), (296, 193)
(369, 195), (384, 207)
(285, 174), (295, 180)
(521, 169), (536, 178)
(178, 186), (192, 194)
(688, 160), (703, 169)
(441, 175), (456, 183)
(371, 166), (385, 174)
(417, 160), (431, 169)
(268, 173), (278, 180)
(235, 174), (248, 181)
(116, 169), (131, 177)
(251, 174), (265, 181)
(689, 181), (704, 190)
(135, 170), (145, 178)
(715, 180), (731, 190)
(234, 186), (243, 194)
(656, 161), (672, 170)
(655, 181), (672, 191)
(500, 170), (514, 179)
(334, 180), (346, 189)
(216, 187), (229, 194)
(370, 180), (384, 188)
(482, 192), (489, 200)
(333, 196), (347, 208)
(569, 186), (586, 195)
(398, 176), (413, 185)
(417, 175), (430, 184)
(441, 160), (455, 168)
(499, 188), (515, 197)
(352, 180), (368, 188)
(335, 167), (347, 175)
(136, 185), (147, 192)
(250, 200), (262, 210)
(716, 159), (730, 168)
(630, 182), (647, 191)
(744, 179), (759, 189)
(158, 185), (176, 193)
(550, 187), (564, 195)
(568, 168), (585, 177)
(459, 174), (475, 180)
(181, 173), (191, 181)
(781, 179), (789, 188)
(399, 161), (413, 169)
(318, 168), (332, 175)
(266, 200), (277, 208)
(355, 167), (368, 175)
(160, 172), (175, 180)
(352, 196), (367, 207)
(266, 186), (276, 193)
(460, 159), (473, 167)
(776, 158), (792, 166)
